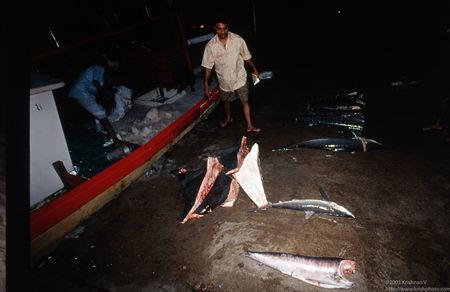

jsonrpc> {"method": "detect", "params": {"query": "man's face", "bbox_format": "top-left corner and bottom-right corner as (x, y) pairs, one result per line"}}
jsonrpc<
(215, 22), (229, 39)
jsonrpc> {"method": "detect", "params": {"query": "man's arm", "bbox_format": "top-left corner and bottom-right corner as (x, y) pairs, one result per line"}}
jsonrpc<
(100, 117), (123, 147)
(203, 67), (213, 99)
(244, 58), (259, 76)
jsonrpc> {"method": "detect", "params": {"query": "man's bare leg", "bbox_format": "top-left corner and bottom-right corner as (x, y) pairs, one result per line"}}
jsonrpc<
(221, 101), (233, 127)
(242, 101), (260, 132)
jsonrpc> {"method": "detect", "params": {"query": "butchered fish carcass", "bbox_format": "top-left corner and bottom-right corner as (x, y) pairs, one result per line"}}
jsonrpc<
(232, 143), (269, 209)
(176, 136), (248, 223)
(246, 251), (356, 289)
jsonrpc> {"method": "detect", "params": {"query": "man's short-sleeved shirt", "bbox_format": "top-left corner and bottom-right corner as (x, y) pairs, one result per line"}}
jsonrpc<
(201, 31), (252, 92)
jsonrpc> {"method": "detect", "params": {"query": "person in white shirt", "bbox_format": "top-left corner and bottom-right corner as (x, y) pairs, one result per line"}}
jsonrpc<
(202, 19), (261, 132)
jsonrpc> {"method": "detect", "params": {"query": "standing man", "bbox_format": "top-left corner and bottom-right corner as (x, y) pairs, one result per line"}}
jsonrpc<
(202, 19), (261, 132)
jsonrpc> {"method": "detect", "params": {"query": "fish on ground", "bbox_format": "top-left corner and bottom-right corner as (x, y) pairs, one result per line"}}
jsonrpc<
(271, 133), (382, 153)
(246, 251), (356, 289)
(268, 187), (355, 219)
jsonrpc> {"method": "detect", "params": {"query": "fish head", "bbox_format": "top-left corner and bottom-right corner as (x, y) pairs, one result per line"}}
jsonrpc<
(329, 202), (355, 218)
(339, 260), (356, 275)
(329, 260), (356, 289)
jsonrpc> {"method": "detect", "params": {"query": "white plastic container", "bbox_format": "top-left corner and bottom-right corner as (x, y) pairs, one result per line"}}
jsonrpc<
(259, 71), (274, 80)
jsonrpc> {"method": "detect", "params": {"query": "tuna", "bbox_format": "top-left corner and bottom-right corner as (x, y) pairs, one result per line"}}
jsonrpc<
(246, 251), (356, 289)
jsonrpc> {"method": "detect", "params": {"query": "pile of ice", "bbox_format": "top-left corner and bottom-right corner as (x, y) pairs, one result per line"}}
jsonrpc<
(118, 107), (180, 145)
(113, 74), (217, 146)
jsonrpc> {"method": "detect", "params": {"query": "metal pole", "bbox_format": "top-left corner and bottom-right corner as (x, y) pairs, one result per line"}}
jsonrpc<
(48, 26), (60, 48)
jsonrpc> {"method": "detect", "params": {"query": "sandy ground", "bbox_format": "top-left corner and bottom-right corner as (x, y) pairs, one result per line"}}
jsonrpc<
(31, 75), (450, 291)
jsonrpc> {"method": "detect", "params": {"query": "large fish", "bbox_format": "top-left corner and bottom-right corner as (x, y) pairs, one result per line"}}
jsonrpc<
(246, 251), (356, 289)
(271, 134), (382, 153)
(268, 188), (355, 219)
(177, 136), (248, 223)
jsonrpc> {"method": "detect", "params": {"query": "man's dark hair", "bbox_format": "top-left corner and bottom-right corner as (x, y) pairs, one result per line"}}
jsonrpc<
(215, 18), (230, 26)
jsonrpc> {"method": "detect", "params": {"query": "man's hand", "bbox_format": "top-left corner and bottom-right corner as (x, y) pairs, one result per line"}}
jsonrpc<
(244, 58), (259, 78)
(100, 118), (124, 147)
(204, 84), (211, 100)
(113, 138), (124, 147)
(203, 67), (212, 99)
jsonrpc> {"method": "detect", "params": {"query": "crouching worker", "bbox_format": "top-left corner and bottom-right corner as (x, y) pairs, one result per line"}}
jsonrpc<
(68, 51), (133, 147)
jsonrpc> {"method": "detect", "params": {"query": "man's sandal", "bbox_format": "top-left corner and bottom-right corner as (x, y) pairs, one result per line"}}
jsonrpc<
(246, 127), (261, 133)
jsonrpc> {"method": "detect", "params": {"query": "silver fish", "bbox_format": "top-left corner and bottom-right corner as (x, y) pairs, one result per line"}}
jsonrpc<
(272, 134), (382, 153)
(268, 188), (355, 219)
(246, 251), (356, 289)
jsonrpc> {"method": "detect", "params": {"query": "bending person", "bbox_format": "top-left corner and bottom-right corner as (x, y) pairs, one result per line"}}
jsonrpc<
(68, 51), (133, 146)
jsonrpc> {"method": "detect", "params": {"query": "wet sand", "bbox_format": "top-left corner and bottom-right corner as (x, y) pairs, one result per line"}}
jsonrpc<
(31, 73), (450, 291)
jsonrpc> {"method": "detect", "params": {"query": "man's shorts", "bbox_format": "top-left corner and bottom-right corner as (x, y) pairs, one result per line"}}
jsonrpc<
(219, 83), (249, 102)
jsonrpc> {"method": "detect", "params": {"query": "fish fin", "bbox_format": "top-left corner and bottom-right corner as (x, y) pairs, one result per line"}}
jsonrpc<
(304, 211), (315, 219)
(301, 278), (321, 287)
(319, 187), (330, 201)
(350, 130), (358, 138)
(333, 272), (344, 281)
